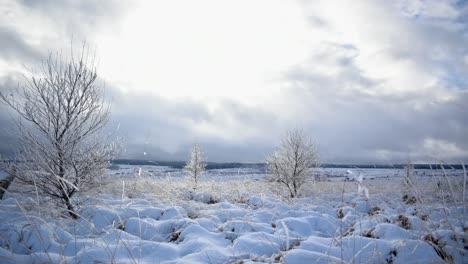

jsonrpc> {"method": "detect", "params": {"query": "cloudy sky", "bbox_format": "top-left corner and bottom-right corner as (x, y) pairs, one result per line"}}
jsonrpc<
(1, 0), (467, 164)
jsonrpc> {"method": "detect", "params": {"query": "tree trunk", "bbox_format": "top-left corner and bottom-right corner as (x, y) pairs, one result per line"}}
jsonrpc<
(0, 167), (16, 200)
(289, 185), (295, 198)
(64, 196), (79, 219)
(293, 181), (298, 198)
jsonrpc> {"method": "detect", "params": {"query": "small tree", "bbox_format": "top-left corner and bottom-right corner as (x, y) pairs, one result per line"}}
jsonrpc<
(402, 159), (415, 188)
(267, 129), (319, 198)
(0, 45), (116, 218)
(185, 143), (206, 190)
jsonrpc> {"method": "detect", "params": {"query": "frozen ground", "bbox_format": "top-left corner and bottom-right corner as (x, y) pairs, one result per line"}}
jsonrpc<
(0, 165), (466, 263)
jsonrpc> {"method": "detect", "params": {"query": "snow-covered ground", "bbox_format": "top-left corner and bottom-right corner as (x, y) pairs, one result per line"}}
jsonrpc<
(0, 166), (466, 263)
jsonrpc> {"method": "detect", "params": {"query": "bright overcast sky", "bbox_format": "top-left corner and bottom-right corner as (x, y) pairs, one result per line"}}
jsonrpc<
(1, 0), (467, 163)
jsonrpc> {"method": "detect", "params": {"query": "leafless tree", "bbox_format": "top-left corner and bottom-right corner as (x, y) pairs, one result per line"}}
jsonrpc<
(184, 143), (206, 190)
(267, 129), (319, 198)
(402, 159), (415, 188)
(0, 45), (117, 218)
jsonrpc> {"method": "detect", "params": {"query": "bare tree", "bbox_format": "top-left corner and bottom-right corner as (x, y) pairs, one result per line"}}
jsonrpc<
(267, 129), (319, 198)
(0, 45), (116, 218)
(402, 159), (415, 188)
(184, 143), (206, 190)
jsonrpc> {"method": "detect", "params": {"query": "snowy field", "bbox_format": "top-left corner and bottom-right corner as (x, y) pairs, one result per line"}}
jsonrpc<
(0, 165), (466, 263)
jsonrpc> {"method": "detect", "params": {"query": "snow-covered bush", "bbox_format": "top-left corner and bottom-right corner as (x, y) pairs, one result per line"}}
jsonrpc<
(267, 129), (319, 198)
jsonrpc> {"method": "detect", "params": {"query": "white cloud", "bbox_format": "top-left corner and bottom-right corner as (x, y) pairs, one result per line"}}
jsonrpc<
(422, 138), (468, 160)
(95, 0), (309, 101)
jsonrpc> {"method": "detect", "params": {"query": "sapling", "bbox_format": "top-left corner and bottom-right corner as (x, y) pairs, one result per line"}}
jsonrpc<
(185, 143), (206, 190)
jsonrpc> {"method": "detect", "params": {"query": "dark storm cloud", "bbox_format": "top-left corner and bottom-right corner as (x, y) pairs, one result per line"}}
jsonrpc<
(0, 27), (43, 63)
(105, 88), (277, 162)
(0, 75), (22, 156)
(0, 0), (130, 76)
